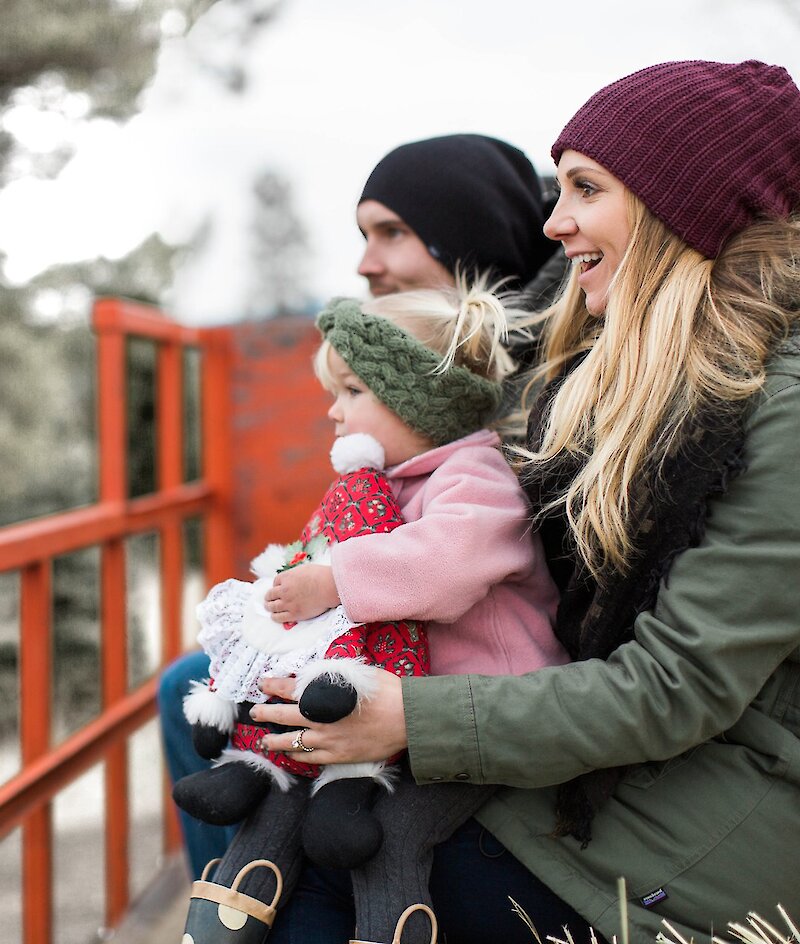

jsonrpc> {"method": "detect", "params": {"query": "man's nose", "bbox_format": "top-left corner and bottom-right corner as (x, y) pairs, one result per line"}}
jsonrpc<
(357, 240), (384, 276)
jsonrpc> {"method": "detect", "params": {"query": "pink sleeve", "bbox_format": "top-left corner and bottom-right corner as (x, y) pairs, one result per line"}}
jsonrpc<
(331, 448), (537, 624)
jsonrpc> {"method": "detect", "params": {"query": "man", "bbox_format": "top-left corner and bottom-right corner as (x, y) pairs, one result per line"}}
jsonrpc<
(357, 133), (556, 297)
(159, 132), (564, 879)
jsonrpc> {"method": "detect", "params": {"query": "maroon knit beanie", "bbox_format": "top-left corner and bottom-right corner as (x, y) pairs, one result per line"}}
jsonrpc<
(552, 60), (800, 258)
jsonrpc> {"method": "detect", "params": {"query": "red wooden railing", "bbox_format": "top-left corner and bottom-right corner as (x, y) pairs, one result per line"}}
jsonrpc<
(0, 297), (335, 944)
(0, 298), (236, 944)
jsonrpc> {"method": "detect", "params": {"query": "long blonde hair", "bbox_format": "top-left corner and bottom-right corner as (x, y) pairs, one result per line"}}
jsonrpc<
(519, 197), (800, 577)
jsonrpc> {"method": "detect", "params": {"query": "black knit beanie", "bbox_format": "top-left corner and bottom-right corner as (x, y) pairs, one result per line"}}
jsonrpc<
(359, 134), (555, 287)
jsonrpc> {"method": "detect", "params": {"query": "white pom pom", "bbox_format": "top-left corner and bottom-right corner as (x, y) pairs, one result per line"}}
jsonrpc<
(330, 433), (385, 474)
(250, 544), (289, 578)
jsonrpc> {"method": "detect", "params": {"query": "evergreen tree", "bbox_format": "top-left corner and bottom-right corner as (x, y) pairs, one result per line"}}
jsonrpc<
(247, 169), (311, 317)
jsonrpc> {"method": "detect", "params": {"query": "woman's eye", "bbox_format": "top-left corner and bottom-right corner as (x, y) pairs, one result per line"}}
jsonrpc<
(576, 178), (599, 198)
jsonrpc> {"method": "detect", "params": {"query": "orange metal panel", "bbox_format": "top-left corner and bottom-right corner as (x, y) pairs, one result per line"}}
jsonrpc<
(225, 318), (333, 577)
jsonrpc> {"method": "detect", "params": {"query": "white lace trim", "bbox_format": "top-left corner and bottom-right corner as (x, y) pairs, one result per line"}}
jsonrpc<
(196, 577), (361, 704)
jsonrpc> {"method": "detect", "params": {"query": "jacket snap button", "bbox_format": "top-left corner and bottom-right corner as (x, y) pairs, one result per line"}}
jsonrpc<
(454, 772), (470, 780)
(429, 776), (443, 782)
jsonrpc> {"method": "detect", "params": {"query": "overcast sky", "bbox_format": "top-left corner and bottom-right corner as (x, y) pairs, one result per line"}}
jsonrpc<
(1, 0), (799, 324)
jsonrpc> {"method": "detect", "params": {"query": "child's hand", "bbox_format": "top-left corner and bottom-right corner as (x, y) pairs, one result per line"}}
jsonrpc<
(265, 564), (340, 623)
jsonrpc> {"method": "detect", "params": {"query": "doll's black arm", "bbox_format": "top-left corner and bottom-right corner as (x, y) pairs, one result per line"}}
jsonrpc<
(298, 675), (358, 723)
(190, 722), (230, 760)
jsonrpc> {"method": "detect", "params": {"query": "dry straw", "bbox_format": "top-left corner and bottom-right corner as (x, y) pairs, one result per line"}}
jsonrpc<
(512, 882), (798, 944)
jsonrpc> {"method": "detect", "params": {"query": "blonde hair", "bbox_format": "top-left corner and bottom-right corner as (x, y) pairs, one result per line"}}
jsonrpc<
(314, 272), (516, 390)
(518, 197), (800, 577)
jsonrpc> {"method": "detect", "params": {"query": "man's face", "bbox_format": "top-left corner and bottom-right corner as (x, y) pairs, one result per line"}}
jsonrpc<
(356, 199), (455, 296)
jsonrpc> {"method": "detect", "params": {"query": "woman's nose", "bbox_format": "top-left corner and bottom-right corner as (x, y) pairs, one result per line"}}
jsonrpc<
(543, 194), (577, 242)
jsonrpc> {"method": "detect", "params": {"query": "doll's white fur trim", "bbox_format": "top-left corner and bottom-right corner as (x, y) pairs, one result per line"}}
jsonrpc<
(250, 544), (290, 580)
(183, 680), (238, 732)
(311, 761), (396, 795)
(239, 564), (359, 658)
(213, 748), (295, 793)
(330, 433), (385, 475)
(292, 657), (381, 702)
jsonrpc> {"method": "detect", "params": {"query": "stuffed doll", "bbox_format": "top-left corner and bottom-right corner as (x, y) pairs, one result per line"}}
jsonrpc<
(172, 432), (429, 867)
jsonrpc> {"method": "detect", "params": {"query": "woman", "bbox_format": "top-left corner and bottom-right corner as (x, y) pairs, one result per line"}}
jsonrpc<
(251, 60), (800, 943)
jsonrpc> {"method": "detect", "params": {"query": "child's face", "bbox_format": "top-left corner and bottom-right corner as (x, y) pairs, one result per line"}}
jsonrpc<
(324, 348), (434, 466)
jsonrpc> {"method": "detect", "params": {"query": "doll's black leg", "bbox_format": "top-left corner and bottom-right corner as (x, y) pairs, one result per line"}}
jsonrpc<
(302, 778), (382, 869)
(351, 770), (497, 944)
(173, 762), (272, 826)
(191, 722), (230, 760)
(211, 777), (312, 910)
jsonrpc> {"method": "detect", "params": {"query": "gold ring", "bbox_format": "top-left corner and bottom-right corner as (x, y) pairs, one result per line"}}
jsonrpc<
(291, 728), (314, 753)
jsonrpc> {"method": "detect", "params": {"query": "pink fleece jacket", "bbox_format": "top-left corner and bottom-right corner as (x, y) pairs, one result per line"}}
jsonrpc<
(330, 429), (568, 676)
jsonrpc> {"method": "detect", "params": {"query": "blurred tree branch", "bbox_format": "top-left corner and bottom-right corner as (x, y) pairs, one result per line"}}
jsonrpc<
(0, 0), (220, 118)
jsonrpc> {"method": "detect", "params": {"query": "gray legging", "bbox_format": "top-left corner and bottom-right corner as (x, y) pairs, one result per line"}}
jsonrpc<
(208, 767), (495, 944)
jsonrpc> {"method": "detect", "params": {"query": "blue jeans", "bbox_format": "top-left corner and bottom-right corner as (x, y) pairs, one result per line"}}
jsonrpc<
(268, 818), (601, 943)
(157, 651), (239, 879)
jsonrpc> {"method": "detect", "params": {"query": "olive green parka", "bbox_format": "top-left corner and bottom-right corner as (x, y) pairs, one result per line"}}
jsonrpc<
(403, 338), (800, 942)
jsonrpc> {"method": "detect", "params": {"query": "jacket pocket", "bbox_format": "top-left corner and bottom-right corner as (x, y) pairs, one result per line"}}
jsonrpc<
(619, 745), (701, 790)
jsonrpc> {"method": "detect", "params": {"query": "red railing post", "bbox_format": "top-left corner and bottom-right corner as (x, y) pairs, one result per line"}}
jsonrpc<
(96, 303), (130, 927)
(157, 339), (185, 851)
(157, 339), (184, 663)
(0, 298), (241, 942)
(201, 328), (235, 588)
(20, 560), (53, 944)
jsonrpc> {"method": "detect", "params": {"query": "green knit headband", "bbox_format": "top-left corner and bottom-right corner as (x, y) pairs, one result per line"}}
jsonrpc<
(316, 297), (502, 447)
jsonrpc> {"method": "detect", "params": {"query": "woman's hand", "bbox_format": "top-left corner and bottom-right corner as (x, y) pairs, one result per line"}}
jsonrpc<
(249, 671), (408, 764)
(265, 564), (340, 623)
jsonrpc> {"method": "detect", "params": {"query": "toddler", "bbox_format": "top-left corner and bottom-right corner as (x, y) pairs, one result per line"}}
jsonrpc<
(183, 281), (568, 944)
